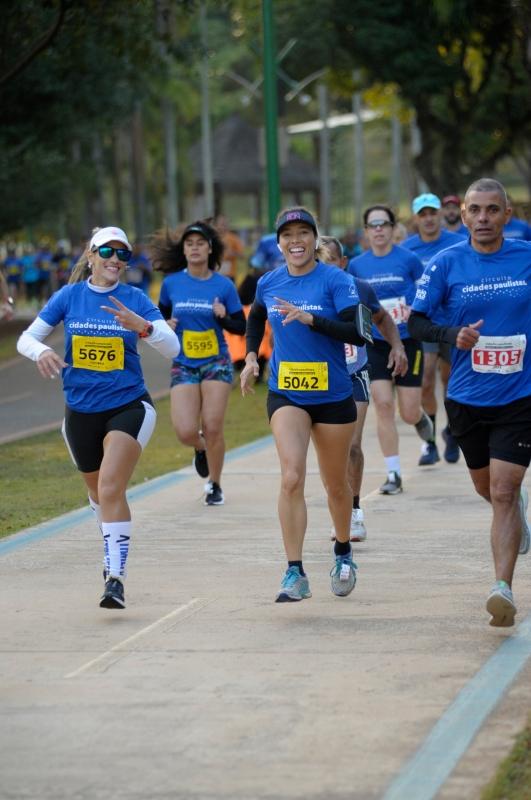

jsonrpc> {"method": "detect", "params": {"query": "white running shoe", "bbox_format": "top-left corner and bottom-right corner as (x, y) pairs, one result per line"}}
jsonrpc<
(486, 581), (516, 627)
(350, 508), (367, 542)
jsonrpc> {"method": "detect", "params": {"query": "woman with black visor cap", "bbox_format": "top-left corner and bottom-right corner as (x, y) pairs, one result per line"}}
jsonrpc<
(240, 207), (371, 603)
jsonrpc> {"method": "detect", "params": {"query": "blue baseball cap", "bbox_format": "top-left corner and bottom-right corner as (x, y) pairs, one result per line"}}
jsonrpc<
(276, 208), (318, 240)
(412, 193), (441, 214)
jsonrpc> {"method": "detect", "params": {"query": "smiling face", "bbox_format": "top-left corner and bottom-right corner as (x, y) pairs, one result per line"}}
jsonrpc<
(462, 190), (510, 252)
(90, 240), (127, 287)
(277, 222), (317, 272)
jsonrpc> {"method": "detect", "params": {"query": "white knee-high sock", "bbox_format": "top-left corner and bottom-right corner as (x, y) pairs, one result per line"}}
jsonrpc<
(88, 496), (103, 532)
(101, 521), (131, 579)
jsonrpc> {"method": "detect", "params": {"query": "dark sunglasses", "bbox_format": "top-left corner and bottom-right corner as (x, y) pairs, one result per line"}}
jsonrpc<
(96, 245), (131, 262)
(365, 220), (392, 229)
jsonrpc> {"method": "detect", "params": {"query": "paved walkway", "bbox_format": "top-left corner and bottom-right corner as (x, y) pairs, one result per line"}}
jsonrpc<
(1, 407), (530, 800)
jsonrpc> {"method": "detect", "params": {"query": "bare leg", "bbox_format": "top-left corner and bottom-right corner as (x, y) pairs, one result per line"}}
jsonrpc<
(270, 406), (312, 561)
(199, 380), (232, 484)
(312, 420), (357, 543)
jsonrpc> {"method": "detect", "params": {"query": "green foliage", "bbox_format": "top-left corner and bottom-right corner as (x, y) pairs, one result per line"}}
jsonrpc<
(0, 384), (271, 537)
(480, 717), (531, 799)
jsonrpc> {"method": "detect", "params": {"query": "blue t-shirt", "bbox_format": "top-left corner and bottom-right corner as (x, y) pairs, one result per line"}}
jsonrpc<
(159, 270), (242, 367)
(504, 218), (531, 241)
(345, 278), (381, 374)
(348, 245), (423, 340)
(402, 229), (466, 268)
(39, 281), (163, 413)
(402, 229), (465, 324)
(255, 261), (360, 404)
(411, 239), (531, 406)
(250, 234), (286, 272)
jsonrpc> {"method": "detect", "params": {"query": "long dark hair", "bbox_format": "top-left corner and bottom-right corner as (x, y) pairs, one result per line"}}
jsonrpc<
(149, 220), (224, 274)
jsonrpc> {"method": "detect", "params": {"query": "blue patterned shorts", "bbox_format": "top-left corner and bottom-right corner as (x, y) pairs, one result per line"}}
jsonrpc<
(170, 354), (234, 387)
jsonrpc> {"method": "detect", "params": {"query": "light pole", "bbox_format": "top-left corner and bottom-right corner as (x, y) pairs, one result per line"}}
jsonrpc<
(200, 1), (214, 217)
(262, 0), (281, 231)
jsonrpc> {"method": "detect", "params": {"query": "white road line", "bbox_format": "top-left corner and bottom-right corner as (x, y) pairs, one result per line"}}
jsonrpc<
(65, 597), (210, 678)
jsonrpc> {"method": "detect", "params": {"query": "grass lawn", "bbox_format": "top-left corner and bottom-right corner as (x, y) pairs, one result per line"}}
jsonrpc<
(0, 382), (271, 537)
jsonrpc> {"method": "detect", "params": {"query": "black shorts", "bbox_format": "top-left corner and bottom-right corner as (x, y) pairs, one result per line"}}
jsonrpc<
(367, 338), (423, 387)
(350, 368), (370, 403)
(422, 340), (452, 365)
(445, 395), (531, 470)
(267, 391), (357, 424)
(62, 393), (156, 473)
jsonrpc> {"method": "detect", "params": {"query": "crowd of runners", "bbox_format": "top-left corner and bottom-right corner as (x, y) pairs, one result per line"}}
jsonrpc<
(13, 178), (531, 629)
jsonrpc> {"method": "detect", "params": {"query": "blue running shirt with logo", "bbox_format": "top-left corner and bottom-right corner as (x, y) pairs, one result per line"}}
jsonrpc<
(39, 281), (163, 412)
(345, 278), (382, 374)
(411, 239), (531, 406)
(402, 229), (466, 324)
(348, 245), (423, 340)
(159, 270), (242, 367)
(256, 261), (360, 404)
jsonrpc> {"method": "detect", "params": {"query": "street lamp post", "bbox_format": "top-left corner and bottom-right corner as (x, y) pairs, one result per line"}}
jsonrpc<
(262, 0), (281, 231)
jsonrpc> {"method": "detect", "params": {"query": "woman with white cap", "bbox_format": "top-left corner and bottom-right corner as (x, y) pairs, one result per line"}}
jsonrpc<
(17, 226), (180, 610)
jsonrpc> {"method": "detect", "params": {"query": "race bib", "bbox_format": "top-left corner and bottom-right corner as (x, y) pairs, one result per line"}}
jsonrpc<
(71, 335), (124, 371)
(380, 296), (408, 324)
(471, 334), (526, 374)
(278, 361), (328, 391)
(344, 343), (358, 365)
(182, 328), (219, 358)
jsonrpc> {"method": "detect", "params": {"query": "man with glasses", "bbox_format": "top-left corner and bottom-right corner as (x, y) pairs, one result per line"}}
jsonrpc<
(403, 194), (466, 465)
(348, 205), (434, 495)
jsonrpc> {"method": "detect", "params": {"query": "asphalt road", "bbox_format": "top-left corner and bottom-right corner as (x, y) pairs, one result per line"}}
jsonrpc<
(0, 325), (172, 444)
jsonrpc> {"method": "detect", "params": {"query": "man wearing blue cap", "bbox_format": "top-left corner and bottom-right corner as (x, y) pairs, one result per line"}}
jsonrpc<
(403, 193), (466, 466)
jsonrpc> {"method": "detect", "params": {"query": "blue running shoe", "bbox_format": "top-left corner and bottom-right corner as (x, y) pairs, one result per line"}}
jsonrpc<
(418, 441), (440, 466)
(275, 566), (312, 603)
(518, 486), (530, 555)
(330, 554), (357, 597)
(442, 426), (460, 463)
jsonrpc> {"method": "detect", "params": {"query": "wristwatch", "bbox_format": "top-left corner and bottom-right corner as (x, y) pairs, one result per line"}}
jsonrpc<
(138, 321), (154, 339)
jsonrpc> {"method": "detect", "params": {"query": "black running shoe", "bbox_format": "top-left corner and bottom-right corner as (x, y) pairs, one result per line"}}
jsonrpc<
(193, 433), (209, 478)
(100, 577), (125, 609)
(442, 426), (460, 463)
(204, 481), (224, 506)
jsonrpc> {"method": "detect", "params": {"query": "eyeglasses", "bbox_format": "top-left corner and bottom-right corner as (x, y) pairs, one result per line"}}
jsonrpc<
(96, 245), (131, 262)
(365, 220), (392, 229)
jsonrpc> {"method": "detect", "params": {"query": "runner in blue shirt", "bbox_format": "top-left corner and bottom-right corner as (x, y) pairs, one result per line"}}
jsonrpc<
(152, 220), (245, 507)
(349, 205), (435, 496)
(408, 178), (531, 628)
(322, 235), (407, 543)
(403, 192), (466, 465)
(441, 195), (468, 236)
(241, 207), (371, 602)
(249, 232), (286, 272)
(504, 211), (531, 241)
(17, 226), (180, 610)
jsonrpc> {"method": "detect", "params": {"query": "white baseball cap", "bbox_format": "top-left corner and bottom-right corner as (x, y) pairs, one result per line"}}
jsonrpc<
(89, 226), (132, 251)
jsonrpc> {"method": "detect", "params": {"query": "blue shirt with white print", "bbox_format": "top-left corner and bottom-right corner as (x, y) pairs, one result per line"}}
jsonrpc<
(255, 261), (360, 404)
(39, 280), (163, 412)
(159, 270), (242, 367)
(411, 238), (531, 406)
(348, 245), (423, 340)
